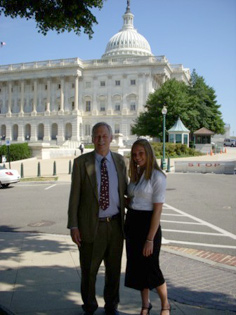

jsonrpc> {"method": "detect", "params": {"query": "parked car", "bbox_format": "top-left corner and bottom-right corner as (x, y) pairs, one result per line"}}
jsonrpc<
(224, 139), (236, 147)
(0, 165), (21, 188)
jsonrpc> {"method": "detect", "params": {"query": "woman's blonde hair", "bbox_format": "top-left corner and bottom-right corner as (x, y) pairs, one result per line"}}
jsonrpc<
(129, 139), (165, 182)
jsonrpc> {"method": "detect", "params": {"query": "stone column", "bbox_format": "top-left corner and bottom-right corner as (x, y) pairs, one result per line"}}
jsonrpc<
(73, 75), (79, 113)
(43, 121), (51, 141)
(107, 75), (113, 115)
(6, 123), (12, 140)
(92, 76), (98, 115)
(138, 74), (144, 114)
(122, 75), (128, 114)
(144, 73), (150, 102)
(7, 81), (12, 116)
(32, 80), (37, 115)
(59, 77), (64, 114)
(56, 121), (65, 144)
(17, 123), (25, 142)
(45, 79), (51, 115)
(30, 123), (37, 142)
(19, 80), (24, 116)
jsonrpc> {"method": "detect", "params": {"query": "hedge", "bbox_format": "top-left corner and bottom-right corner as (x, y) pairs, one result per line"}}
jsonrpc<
(0, 143), (31, 163)
(151, 142), (203, 158)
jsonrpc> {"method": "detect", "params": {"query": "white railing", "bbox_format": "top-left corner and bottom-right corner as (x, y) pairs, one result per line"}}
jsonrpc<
(0, 58), (82, 72)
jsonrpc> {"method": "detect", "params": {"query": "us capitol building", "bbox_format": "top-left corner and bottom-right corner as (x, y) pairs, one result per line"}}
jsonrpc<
(0, 1), (190, 147)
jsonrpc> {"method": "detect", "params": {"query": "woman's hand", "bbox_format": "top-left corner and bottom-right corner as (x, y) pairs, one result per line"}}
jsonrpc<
(143, 240), (154, 257)
(124, 196), (130, 208)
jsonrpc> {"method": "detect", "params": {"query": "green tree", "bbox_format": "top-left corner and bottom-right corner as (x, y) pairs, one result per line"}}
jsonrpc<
(0, 0), (105, 38)
(131, 71), (225, 138)
(189, 70), (225, 134)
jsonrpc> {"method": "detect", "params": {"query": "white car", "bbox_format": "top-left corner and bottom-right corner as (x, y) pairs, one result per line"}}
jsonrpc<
(0, 165), (21, 188)
(224, 139), (236, 147)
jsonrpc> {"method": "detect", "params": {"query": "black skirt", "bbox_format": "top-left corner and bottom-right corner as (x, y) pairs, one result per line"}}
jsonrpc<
(124, 208), (165, 291)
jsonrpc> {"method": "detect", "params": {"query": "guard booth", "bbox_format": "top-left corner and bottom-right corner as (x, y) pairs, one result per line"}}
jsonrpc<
(168, 117), (190, 147)
(194, 127), (214, 153)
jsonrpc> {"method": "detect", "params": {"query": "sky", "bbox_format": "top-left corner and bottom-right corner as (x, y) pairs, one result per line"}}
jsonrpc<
(0, 0), (236, 136)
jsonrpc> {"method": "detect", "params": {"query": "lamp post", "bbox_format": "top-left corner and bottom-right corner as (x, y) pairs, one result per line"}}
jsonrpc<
(161, 106), (167, 170)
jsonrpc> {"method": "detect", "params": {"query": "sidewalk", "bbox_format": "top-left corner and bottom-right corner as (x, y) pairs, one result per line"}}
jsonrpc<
(0, 232), (236, 315)
(6, 147), (236, 181)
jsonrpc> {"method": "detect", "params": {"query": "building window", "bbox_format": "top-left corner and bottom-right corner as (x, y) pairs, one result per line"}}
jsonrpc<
(115, 80), (120, 86)
(72, 83), (75, 88)
(184, 134), (188, 144)
(176, 134), (182, 143)
(45, 85), (47, 90)
(85, 125), (91, 136)
(86, 101), (91, 112)
(100, 103), (106, 112)
(85, 82), (91, 88)
(58, 84), (61, 89)
(130, 103), (136, 111)
(169, 134), (174, 143)
(100, 81), (106, 87)
(72, 101), (75, 110)
(130, 79), (136, 85)
(115, 104), (120, 111)
(115, 124), (120, 134)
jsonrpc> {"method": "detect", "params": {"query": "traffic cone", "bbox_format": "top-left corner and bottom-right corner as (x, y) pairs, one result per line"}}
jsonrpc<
(225, 148), (227, 154)
(210, 150), (213, 156)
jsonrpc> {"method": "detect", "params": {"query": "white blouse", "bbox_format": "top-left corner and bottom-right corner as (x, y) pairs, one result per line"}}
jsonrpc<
(128, 169), (166, 211)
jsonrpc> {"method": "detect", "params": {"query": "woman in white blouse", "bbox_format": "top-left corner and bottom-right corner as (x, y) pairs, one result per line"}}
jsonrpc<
(125, 139), (170, 315)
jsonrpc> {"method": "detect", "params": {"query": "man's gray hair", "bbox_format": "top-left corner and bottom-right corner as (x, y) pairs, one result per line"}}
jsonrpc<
(92, 122), (113, 139)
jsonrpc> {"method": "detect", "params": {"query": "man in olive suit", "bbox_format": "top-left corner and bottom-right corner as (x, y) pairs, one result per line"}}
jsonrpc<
(67, 122), (127, 315)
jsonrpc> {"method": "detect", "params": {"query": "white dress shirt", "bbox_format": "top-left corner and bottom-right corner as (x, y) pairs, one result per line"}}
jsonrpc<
(128, 169), (166, 211)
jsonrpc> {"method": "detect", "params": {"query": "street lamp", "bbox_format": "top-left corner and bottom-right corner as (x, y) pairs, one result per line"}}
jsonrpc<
(161, 106), (167, 170)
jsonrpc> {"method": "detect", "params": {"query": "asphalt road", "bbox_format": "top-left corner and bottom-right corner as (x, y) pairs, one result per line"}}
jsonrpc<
(1, 173), (236, 256)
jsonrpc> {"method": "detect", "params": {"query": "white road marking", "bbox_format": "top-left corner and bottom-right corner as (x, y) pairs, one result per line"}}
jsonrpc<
(162, 229), (226, 236)
(45, 184), (56, 190)
(161, 203), (236, 249)
(161, 220), (203, 225)
(164, 203), (236, 240)
(162, 213), (184, 217)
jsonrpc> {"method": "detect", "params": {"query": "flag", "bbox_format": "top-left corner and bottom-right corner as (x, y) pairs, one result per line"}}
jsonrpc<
(1, 42), (6, 47)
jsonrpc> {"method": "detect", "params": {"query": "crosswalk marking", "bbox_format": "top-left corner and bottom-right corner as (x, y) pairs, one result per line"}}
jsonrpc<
(161, 203), (236, 250)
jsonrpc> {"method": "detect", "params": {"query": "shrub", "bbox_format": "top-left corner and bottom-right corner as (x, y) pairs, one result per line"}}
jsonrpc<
(150, 142), (203, 158)
(0, 143), (31, 162)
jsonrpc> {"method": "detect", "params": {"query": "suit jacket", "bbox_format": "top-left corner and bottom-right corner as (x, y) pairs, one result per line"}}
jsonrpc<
(67, 150), (128, 243)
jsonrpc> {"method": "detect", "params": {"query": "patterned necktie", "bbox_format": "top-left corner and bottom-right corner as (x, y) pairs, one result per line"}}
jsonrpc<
(99, 157), (109, 210)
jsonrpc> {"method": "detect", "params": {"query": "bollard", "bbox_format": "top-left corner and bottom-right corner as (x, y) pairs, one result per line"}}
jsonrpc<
(166, 157), (171, 172)
(68, 160), (72, 174)
(53, 161), (57, 176)
(21, 163), (24, 178)
(37, 162), (41, 177)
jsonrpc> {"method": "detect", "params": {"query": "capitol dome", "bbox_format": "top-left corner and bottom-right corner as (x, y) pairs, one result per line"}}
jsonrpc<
(102, 2), (153, 59)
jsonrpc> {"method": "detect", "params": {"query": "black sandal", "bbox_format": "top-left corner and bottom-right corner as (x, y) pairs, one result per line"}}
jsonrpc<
(140, 303), (152, 315)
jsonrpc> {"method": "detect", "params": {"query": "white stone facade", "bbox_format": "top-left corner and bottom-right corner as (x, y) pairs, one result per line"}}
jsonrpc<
(0, 3), (190, 147)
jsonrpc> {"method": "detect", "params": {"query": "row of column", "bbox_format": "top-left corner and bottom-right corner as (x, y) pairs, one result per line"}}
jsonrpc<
(4, 76), (80, 115)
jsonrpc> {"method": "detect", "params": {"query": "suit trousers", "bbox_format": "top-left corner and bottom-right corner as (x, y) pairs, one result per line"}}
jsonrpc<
(79, 217), (124, 313)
